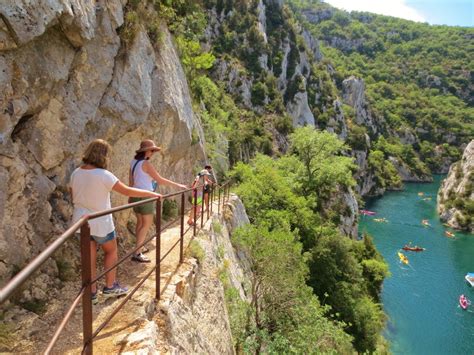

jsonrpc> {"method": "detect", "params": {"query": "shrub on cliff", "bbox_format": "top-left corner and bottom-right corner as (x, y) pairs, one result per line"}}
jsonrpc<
(231, 128), (388, 352)
(233, 225), (353, 353)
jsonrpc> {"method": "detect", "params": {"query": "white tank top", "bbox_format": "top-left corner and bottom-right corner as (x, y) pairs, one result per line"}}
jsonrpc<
(130, 159), (156, 191)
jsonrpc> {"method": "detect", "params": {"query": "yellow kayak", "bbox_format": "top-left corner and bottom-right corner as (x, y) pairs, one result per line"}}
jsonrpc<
(398, 252), (409, 265)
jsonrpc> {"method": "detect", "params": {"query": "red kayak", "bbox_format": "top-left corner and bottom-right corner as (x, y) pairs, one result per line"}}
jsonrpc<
(402, 245), (425, 252)
(460, 295), (470, 310)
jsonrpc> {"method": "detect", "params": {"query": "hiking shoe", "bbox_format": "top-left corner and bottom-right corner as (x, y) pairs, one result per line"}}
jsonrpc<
(131, 253), (151, 263)
(91, 291), (99, 305)
(102, 282), (128, 298)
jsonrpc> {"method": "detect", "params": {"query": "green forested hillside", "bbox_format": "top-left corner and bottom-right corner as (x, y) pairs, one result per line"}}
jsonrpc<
(120, 0), (471, 352)
(291, 0), (474, 157)
(231, 128), (388, 353)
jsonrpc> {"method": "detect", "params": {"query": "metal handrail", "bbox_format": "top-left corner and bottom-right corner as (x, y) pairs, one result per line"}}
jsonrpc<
(0, 185), (200, 303)
(0, 180), (232, 354)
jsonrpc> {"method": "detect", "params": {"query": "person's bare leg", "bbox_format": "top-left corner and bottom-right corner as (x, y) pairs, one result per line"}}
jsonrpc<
(135, 213), (143, 252)
(188, 205), (202, 224)
(102, 238), (118, 288)
(136, 214), (153, 253)
(204, 193), (209, 212)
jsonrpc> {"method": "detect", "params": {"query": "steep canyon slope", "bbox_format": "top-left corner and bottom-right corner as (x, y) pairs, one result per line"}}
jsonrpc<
(0, 0), (206, 305)
(438, 140), (474, 232)
(1, 0), (471, 335)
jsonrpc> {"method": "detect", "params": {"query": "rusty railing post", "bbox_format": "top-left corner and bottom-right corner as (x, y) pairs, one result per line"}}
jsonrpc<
(206, 187), (210, 221)
(155, 198), (162, 300)
(193, 188), (197, 237)
(180, 193), (185, 264)
(80, 223), (93, 355)
(218, 187), (221, 215)
(210, 187), (213, 215)
(201, 185), (205, 228)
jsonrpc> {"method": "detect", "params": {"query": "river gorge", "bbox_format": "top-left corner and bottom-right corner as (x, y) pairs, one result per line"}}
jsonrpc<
(360, 176), (474, 354)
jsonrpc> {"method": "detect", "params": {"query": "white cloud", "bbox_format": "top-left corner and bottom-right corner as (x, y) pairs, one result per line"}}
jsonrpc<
(323, 0), (427, 23)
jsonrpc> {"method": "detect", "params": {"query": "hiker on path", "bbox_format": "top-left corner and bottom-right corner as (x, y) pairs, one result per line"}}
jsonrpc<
(70, 139), (161, 303)
(187, 167), (213, 226)
(200, 165), (217, 212)
(129, 140), (187, 263)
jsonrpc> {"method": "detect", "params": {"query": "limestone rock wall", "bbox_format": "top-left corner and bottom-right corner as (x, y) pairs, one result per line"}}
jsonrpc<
(161, 195), (251, 353)
(0, 0), (206, 300)
(438, 140), (474, 232)
(341, 76), (381, 136)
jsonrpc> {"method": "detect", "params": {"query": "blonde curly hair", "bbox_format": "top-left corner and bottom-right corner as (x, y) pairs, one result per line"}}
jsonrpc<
(82, 139), (111, 169)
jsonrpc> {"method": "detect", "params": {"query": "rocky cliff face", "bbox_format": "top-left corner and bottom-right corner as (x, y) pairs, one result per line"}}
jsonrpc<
(0, 0), (206, 301)
(438, 140), (474, 232)
(160, 195), (251, 353)
(342, 76), (380, 136)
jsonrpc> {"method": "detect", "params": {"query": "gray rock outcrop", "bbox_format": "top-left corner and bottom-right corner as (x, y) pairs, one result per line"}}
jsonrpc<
(161, 195), (251, 353)
(288, 90), (315, 126)
(342, 76), (379, 135)
(0, 1), (205, 303)
(339, 188), (359, 238)
(388, 156), (432, 183)
(438, 140), (474, 232)
(352, 150), (382, 197)
(302, 29), (322, 61)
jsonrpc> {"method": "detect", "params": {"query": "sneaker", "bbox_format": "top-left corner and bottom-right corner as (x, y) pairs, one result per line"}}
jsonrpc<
(102, 282), (129, 298)
(91, 291), (99, 305)
(131, 253), (151, 263)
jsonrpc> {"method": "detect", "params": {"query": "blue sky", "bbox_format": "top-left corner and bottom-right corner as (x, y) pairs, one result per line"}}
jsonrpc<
(324, 0), (473, 27)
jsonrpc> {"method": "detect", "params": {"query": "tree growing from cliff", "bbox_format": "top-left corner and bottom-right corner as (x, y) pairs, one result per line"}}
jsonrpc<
(308, 230), (387, 353)
(289, 127), (356, 199)
(231, 127), (389, 352)
(233, 224), (353, 353)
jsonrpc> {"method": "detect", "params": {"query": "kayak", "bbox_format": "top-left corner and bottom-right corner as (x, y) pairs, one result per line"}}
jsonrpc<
(422, 220), (430, 227)
(360, 209), (376, 216)
(445, 231), (455, 238)
(465, 273), (474, 287)
(402, 245), (425, 252)
(459, 295), (470, 310)
(374, 218), (388, 223)
(398, 252), (409, 265)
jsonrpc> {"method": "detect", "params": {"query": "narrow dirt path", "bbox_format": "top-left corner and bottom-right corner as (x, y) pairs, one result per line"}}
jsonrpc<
(14, 201), (220, 354)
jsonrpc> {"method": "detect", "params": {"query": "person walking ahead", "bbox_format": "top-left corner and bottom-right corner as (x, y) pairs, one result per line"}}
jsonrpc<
(129, 139), (187, 263)
(187, 168), (213, 226)
(200, 165), (216, 212)
(70, 139), (161, 304)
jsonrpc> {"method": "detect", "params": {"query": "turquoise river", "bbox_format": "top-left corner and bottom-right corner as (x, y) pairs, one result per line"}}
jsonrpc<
(359, 175), (474, 354)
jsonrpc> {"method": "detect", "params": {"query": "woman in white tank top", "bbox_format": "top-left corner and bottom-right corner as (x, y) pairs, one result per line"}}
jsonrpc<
(129, 140), (187, 263)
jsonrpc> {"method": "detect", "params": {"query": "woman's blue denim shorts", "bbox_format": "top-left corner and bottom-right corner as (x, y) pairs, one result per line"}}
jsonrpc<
(91, 230), (116, 245)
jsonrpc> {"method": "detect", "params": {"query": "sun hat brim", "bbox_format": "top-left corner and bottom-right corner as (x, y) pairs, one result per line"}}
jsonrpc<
(136, 146), (161, 153)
